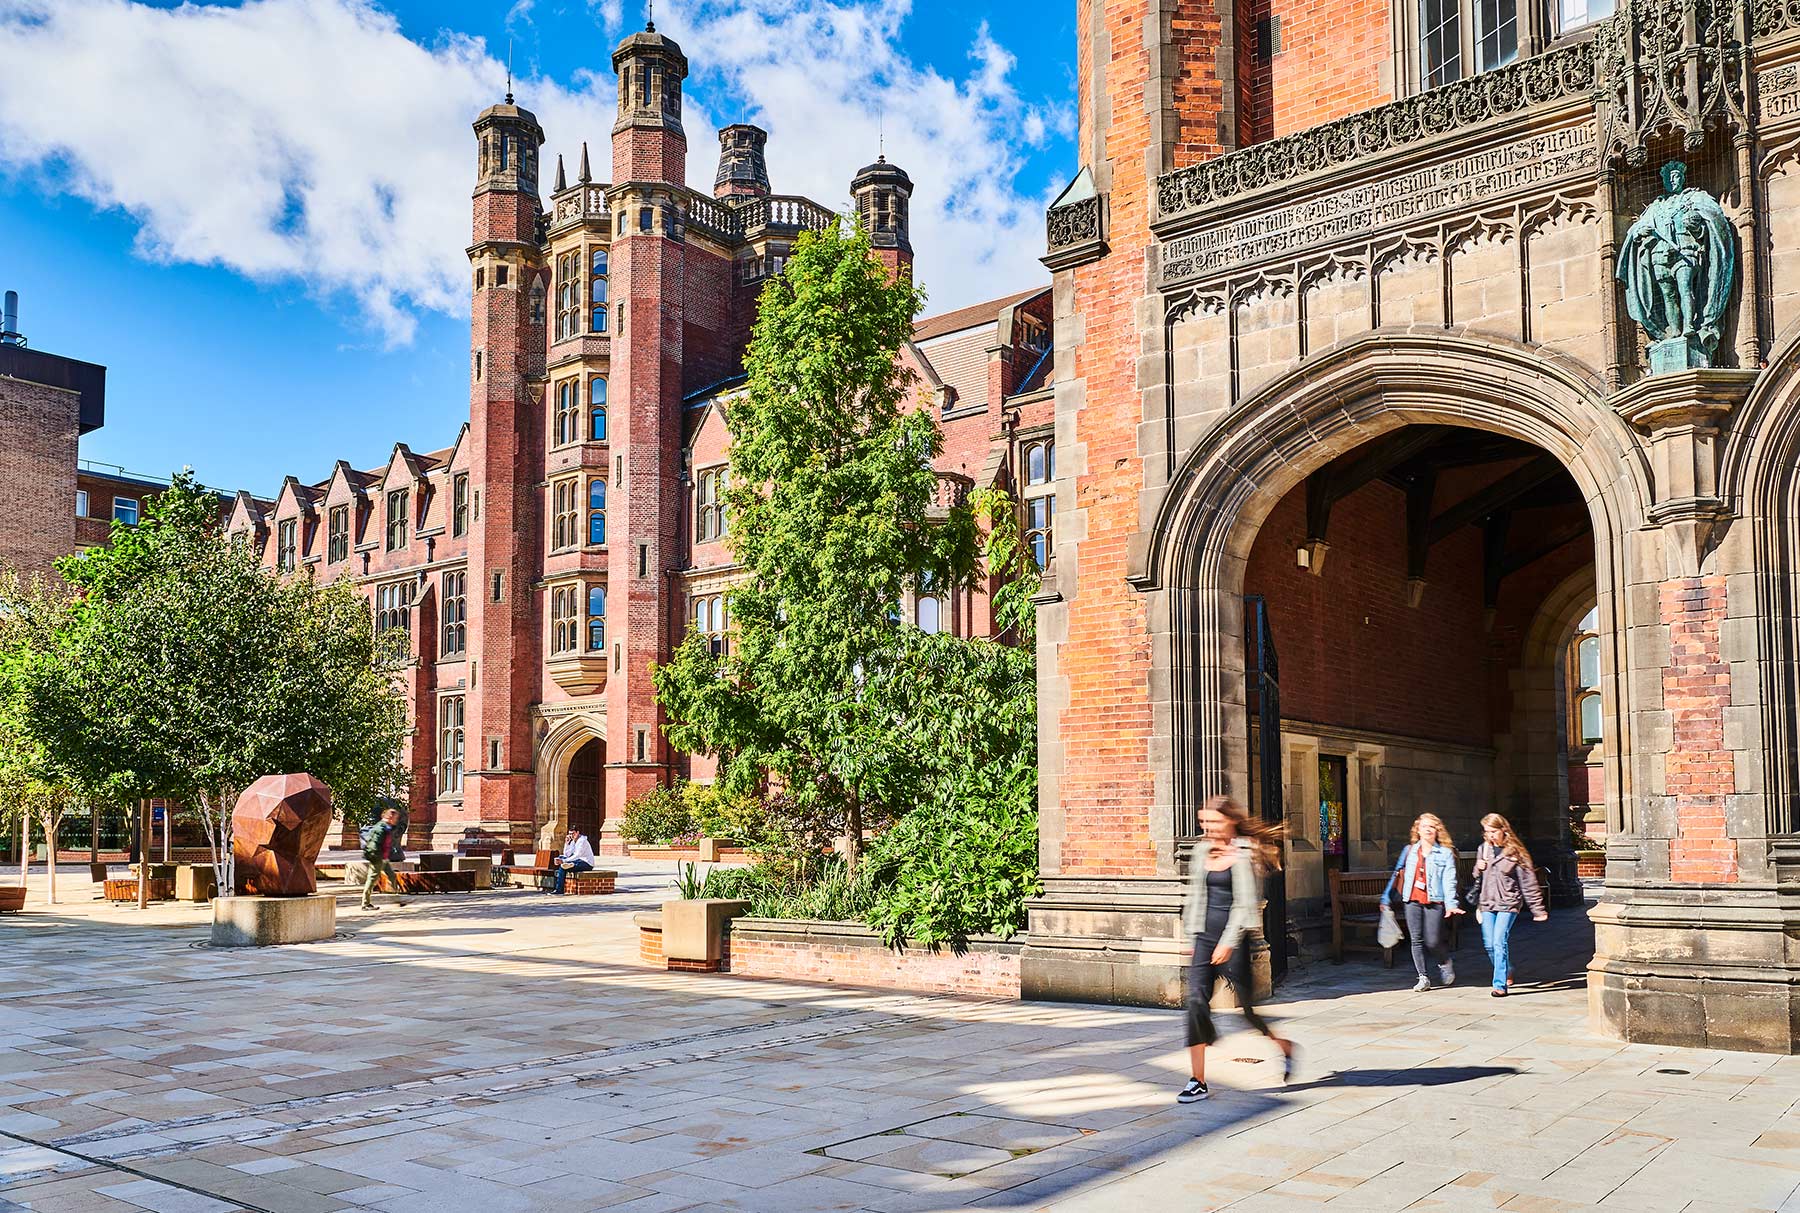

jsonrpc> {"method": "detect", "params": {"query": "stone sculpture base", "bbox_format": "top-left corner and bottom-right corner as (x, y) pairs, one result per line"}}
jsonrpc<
(210, 894), (336, 947)
(1648, 335), (1711, 373)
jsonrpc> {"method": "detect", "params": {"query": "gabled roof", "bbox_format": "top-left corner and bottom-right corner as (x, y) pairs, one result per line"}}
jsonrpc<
(912, 288), (1045, 343)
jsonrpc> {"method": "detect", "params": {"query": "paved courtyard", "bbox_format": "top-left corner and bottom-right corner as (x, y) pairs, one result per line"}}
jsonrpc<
(1, 862), (1797, 1213)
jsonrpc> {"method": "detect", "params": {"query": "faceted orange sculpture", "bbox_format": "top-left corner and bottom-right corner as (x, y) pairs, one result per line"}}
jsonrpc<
(231, 774), (334, 896)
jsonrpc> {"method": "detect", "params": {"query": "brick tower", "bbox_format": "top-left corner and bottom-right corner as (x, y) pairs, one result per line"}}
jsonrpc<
(851, 155), (913, 278)
(466, 92), (547, 843)
(604, 23), (690, 827)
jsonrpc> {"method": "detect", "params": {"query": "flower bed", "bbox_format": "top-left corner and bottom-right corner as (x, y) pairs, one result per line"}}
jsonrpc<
(626, 842), (750, 863)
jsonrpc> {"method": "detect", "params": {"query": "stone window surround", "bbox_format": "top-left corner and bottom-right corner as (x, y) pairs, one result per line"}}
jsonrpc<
(1391, 0), (1610, 98)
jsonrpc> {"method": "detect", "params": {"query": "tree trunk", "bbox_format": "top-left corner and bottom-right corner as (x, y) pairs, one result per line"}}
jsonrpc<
(90, 809), (98, 864)
(162, 805), (171, 863)
(17, 813), (28, 892)
(43, 813), (58, 905)
(136, 799), (149, 910)
(845, 789), (862, 880)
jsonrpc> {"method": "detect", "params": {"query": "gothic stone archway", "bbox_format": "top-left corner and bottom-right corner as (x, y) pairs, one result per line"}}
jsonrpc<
(534, 713), (608, 849)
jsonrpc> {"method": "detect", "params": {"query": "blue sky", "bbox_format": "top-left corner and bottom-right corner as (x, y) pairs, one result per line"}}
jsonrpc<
(0, 0), (1077, 494)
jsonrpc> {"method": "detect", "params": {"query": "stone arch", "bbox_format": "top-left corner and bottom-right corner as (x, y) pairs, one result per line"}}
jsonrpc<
(1131, 330), (1653, 853)
(1718, 332), (1800, 837)
(534, 713), (607, 847)
(1495, 566), (1602, 866)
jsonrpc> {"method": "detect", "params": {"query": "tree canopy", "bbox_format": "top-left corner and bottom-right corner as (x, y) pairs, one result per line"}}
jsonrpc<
(7, 473), (410, 888)
(654, 222), (979, 872)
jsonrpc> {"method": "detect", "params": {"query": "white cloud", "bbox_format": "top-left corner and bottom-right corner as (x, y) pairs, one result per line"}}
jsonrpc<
(0, 0), (612, 343)
(664, 0), (1068, 314)
(0, 0), (1065, 341)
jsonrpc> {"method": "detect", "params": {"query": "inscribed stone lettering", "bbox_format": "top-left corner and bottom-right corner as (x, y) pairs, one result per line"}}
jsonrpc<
(1159, 123), (1597, 285)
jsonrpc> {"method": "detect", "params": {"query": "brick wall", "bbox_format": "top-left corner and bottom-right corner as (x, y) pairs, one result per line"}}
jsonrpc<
(1051, 0), (1163, 878)
(724, 922), (1022, 998)
(1661, 576), (1738, 883)
(1243, 477), (1492, 746)
(0, 377), (78, 577)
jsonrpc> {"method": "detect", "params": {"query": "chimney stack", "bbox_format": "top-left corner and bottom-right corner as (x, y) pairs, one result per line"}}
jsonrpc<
(1, 290), (22, 347)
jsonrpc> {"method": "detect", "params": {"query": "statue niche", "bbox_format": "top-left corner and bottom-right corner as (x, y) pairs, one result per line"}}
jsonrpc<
(1617, 160), (1737, 373)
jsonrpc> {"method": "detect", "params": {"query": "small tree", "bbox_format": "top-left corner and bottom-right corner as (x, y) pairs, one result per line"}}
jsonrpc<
(654, 222), (977, 875)
(19, 474), (410, 894)
(0, 570), (93, 905)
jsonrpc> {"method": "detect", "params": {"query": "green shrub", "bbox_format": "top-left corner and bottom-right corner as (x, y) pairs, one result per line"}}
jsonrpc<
(619, 784), (694, 846)
(865, 758), (1041, 947)
(686, 782), (773, 846)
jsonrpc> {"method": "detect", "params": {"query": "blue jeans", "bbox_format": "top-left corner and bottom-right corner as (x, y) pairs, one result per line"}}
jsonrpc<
(551, 859), (591, 894)
(1480, 910), (1518, 990)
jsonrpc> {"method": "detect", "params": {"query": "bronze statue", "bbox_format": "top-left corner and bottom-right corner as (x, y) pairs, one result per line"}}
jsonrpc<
(232, 774), (334, 896)
(1617, 161), (1736, 371)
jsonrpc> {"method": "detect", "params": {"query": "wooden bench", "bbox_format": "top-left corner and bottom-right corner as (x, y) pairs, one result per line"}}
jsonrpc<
(497, 849), (557, 890)
(1329, 869), (1396, 966)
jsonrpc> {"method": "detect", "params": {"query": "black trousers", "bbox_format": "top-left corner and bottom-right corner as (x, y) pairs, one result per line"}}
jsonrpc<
(1185, 934), (1276, 1047)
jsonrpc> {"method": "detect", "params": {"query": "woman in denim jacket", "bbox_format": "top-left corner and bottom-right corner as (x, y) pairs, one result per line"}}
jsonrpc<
(1176, 795), (1295, 1103)
(1387, 813), (1464, 992)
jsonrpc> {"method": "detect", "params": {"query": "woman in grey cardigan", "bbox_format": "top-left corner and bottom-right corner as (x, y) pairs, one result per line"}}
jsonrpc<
(1178, 795), (1294, 1103)
(1472, 813), (1548, 996)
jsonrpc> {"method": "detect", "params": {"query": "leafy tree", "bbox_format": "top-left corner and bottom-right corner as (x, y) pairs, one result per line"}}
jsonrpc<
(654, 222), (977, 875)
(16, 473), (410, 893)
(0, 570), (91, 905)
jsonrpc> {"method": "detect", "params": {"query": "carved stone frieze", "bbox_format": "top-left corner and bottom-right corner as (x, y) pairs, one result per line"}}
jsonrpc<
(1044, 194), (1109, 271)
(1155, 42), (1596, 226)
(1159, 122), (1596, 285)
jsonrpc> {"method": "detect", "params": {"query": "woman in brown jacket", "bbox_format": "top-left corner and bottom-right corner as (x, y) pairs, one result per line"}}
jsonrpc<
(1472, 813), (1548, 996)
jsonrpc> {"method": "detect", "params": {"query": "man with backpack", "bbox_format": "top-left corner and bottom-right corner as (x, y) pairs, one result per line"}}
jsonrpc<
(359, 805), (408, 911)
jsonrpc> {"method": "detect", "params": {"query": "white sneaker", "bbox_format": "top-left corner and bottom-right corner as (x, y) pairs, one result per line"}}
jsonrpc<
(1440, 960), (1455, 986)
(1412, 976), (1432, 992)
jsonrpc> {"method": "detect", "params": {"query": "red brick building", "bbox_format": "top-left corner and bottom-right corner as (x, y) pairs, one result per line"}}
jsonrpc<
(231, 26), (1052, 854)
(0, 291), (106, 579)
(1030, 0), (1800, 1049)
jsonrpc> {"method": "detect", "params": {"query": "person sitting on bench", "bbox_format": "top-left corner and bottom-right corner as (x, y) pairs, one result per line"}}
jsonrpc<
(550, 827), (595, 894)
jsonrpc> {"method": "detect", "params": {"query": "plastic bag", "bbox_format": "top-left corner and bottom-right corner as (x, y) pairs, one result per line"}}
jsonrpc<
(1376, 901), (1403, 948)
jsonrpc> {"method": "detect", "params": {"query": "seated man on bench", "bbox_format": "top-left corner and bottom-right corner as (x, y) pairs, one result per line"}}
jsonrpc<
(550, 826), (595, 894)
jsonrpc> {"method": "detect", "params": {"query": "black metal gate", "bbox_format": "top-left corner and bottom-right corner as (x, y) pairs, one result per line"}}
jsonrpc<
(1244, 594), (1287, 983)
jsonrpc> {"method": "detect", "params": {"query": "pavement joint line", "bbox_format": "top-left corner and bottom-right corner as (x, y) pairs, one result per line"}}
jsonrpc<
(47, 997), (955, 1157)
(0, 1125), (274, 1213)
(85, 1008), (966, 1162)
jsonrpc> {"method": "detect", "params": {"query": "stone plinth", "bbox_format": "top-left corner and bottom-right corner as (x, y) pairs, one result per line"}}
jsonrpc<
(662, 898), (749, 970)
(210, 894), (336, 947)
(452, 855), (494, 886)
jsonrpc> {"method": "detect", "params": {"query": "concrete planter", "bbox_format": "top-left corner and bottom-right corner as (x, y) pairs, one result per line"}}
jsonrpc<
(725, 918), (1025, 998)
(210, 894), (336, 947)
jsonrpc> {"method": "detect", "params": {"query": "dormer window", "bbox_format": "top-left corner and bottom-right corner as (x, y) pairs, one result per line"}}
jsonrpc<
(328, 504), (350, 563)
(386, 489), (408, 551)
(276, 519), (298, 572)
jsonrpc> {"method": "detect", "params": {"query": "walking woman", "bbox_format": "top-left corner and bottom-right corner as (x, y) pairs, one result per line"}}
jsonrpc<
(1472, 813), (1547, 996)
(1178, 795), (1295, 1103)
(1388, 813), (1463, 992)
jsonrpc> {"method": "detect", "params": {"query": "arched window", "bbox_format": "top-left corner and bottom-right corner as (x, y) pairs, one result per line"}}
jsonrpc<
(587, 584), (606, 651)
(590, 249), (608, 333)
(916, 595), (942, 635)
(588, 478), (606, 546)
(696, 468), (727, 542)
(552, 479), (578, 550)
(551, 585), (579, 655)
(691, 594), (727, 655)
(553, 381), (578, 447)
(589, 378), (608, 442)
(1568, 606), (1602, 747)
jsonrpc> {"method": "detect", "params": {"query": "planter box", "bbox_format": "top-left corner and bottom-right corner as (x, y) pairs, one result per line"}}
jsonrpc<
(725, 918), (1023, 998)
(1575, 851), (1606, 878)
(0, 886), (24, 913)
(104, 878), (175, 903)
(626, 842), (750, 863)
